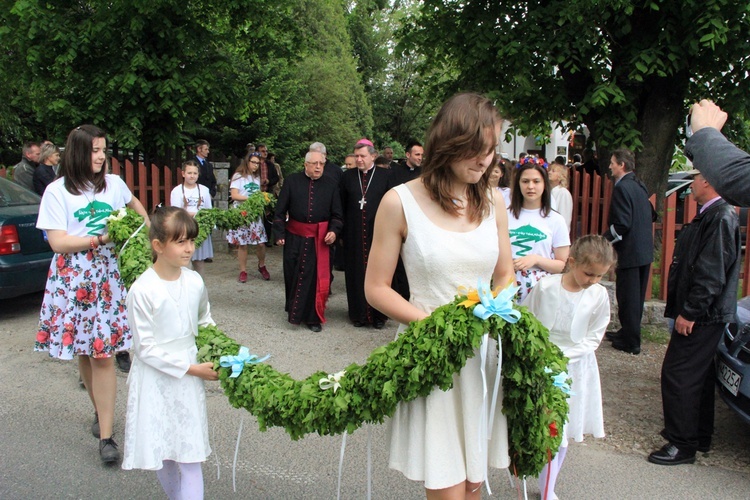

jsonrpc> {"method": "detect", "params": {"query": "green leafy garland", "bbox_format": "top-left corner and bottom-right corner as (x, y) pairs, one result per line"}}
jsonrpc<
(106, 191), (274, 288)
(108, 195), (569, 478)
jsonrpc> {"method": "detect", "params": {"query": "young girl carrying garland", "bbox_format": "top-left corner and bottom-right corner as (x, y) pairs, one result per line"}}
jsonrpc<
(170, 160), (213, 276)
(227, 152), (270, 282)
(521, 235), (616, 500)
(122, 206), (218, 500)
(507, 158), (570, 302)
(35, 124), (149, 464)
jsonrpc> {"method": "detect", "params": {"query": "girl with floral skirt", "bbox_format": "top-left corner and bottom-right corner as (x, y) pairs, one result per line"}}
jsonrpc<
(227, 152), (269, 282)
(35, 124), (149, 463)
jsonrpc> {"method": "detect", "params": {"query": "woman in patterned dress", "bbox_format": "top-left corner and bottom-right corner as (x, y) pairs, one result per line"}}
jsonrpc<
(227, 152), (269, 282)
(35, 124), (149, 463)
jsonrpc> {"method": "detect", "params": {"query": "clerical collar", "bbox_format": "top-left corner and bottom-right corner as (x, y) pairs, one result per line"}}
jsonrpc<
(359, 164), (375, 173)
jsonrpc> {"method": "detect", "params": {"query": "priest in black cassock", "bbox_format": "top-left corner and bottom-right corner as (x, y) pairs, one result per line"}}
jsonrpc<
(388, 141), (424, 301)
(273, 151), (343, 332)
(340, 139), (393, 329)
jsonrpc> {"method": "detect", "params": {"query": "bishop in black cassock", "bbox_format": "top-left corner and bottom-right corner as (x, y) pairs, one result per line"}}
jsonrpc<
(340, 144), (393, 328)
(273, 155), (343, 331)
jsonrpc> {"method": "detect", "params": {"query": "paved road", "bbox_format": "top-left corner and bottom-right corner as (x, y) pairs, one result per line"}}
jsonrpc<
(2, 248), (749, 499)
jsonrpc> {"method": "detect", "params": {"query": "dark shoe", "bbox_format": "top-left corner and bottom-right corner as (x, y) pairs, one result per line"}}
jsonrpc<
(697, 440), (712, 453)
(605, 331), (620, 342)
(308, 324), (322, 333)
(99, 437), (120, 463)
(374, 320), (385, 330)
(612, 342), (641, 355)
(79, 376), (86, 389)
(353, 321), (364, 328)
(647, 443), (696, 465)
(258, 265), (270, 281)
(204, 258), (213, 263)
(115, 352), (131, 373)
(92, 413), (100, 439)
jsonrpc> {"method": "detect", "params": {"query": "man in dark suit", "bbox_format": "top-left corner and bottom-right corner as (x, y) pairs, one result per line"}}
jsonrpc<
(603, 148), (654, 355)
(195, 139), (217, 198)
(648, 170), (740, 465)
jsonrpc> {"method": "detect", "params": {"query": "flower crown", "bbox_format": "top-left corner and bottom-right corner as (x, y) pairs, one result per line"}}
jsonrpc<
(516, 156), (548, 169)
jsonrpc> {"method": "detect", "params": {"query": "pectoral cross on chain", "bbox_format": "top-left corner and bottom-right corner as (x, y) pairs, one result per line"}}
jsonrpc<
(359, 197), (367, 210)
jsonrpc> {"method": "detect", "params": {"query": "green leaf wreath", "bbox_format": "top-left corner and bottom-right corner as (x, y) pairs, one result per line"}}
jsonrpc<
(106, 191), (275, 288)
(107, 194), (570, 478)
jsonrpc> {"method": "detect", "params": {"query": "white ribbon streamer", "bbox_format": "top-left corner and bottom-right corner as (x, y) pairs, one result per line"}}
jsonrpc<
(367, 426), (372, 500)
(232, 415), (245, 492)
(477, 333), (493, 496)
(118, 220), (146, 256)
(337, 431), (347, 500)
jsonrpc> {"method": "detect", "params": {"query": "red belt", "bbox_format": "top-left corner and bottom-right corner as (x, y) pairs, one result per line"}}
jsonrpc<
(286, 218), (330, 322)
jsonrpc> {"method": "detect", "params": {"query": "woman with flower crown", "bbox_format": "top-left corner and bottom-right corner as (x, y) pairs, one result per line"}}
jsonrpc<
(365, 93), (515, 500)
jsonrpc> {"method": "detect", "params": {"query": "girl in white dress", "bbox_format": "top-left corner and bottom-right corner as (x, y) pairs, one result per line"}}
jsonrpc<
(35, 124), (149, 464)
(521, 235), (616, 500)
(507, 159), (570, 302)
(170, 160), (213, 276)
(123, 206), (218, 500)
(365, 93), (515, 499)
(227, 152), (269, 282)
(548, 162), (573, 231)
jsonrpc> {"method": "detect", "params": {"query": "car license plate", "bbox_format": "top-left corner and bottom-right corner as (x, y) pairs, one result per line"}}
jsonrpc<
(718, 360), (742, 397)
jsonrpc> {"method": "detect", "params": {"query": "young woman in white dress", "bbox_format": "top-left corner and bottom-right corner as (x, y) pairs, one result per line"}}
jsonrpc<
(365, 93), (515, 500)
(521, 235), (616, 500)
(123, 206), (218, 499)
(548, 162), (573, 231)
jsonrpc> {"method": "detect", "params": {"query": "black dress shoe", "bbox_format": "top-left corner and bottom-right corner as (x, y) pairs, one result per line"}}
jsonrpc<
(308, 324), (322, 332)
(115, 351), (131, 373)
(373, 320), (385, 329)
(648, 443), (696, 465)
(612, 342), (641, 355)
(204, 258), (213, 263)
(352, 321), (364, 328)
(697, 439), (712, 453)
(604, 331), (620, 342)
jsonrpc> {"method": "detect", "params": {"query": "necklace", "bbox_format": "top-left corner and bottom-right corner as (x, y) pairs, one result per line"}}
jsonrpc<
(358, 166), (376, 210)
(182, 184), (203, 210)
(165, 274), (184, 303)
(82, 189), (97, 216)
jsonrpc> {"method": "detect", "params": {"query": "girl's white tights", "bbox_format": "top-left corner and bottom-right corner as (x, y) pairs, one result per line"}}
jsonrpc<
(156, 460), (204, 500)
(538, 445), (568, 500)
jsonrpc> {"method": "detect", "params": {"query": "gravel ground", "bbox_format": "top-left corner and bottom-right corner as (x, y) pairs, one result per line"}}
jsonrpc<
(203, 240), (750, 474)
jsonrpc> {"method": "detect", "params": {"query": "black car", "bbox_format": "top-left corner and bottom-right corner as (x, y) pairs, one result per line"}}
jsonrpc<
(716, 296), (750, 424)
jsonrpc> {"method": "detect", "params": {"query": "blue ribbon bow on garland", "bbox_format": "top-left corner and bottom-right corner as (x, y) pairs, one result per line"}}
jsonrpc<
(219, 346), (270, 378)
(472, 281), (522, 323)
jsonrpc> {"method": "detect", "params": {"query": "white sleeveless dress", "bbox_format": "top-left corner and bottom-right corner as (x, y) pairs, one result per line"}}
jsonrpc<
(388, 185), (510, 489)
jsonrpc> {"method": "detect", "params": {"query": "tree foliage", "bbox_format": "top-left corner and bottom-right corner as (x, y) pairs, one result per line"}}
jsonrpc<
(0, 0), (289, 153)
(404, 0), (750, 195)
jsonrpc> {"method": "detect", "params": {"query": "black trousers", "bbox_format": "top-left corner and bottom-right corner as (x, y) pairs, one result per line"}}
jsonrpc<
(660, 322), (725, 452)
(614, 264), (651, 349)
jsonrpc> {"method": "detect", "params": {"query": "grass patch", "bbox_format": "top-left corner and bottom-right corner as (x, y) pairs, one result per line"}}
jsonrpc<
(642, 324), (670, 345)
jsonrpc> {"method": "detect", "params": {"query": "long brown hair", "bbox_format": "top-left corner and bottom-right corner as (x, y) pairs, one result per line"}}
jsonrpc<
(232, 152), (261, 182)
(509, 162), (552, 219)
(61, 125), (108, 195)
(421, 93), (501, 222)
